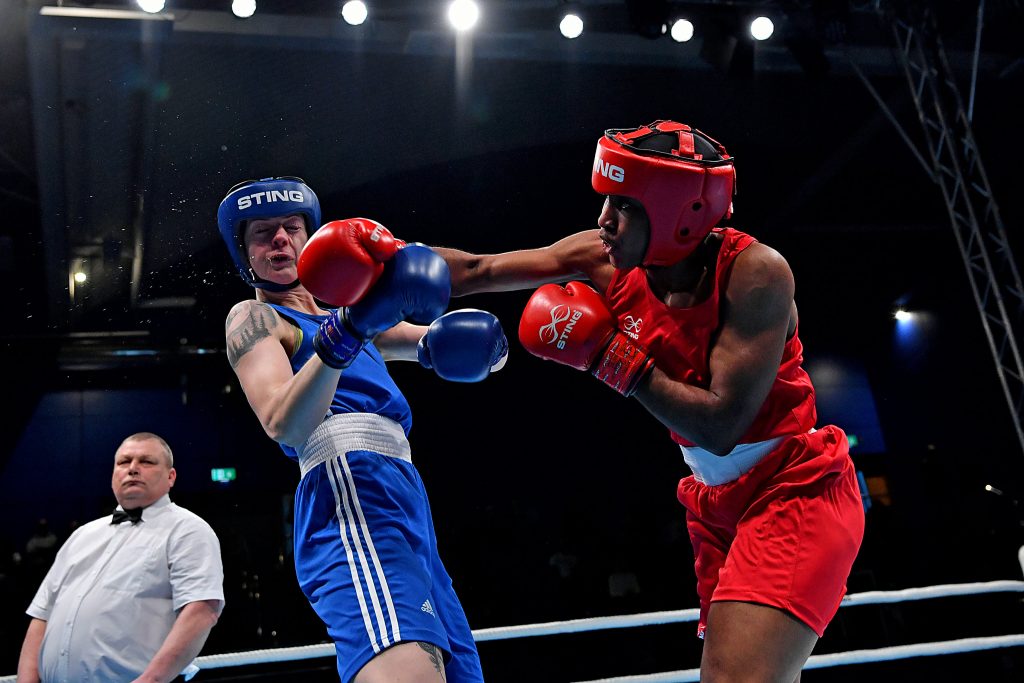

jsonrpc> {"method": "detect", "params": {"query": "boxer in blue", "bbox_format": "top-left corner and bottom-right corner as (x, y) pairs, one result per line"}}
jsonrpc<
(218, 177), (504, 683)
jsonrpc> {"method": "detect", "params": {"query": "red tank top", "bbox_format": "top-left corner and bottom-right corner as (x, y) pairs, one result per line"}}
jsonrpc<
(604, 228), (817, 447)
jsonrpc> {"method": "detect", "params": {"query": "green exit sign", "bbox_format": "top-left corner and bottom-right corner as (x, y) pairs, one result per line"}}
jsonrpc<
(211, 468), (237, 483)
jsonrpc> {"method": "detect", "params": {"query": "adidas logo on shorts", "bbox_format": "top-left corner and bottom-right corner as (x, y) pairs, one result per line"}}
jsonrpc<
(421, 599), (435, 617)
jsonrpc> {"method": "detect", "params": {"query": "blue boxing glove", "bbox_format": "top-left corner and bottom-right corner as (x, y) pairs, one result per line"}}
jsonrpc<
(314, 244), (451, 369)
(349, 244), (451, 335)
(417, 309), (509, 382)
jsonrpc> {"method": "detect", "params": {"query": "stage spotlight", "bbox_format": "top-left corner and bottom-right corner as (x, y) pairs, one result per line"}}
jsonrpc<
(894, 308), (913, 322)
(231, 0), (256, 19)
(670, 18), (694, 43)
(135, 0), (165, 13)
(750, 16), (774, 41)
(559, 13), (583, 39)
(448, 0), (480, 32)
(341, 1), (368, 26)
(69, 256), (90, 303)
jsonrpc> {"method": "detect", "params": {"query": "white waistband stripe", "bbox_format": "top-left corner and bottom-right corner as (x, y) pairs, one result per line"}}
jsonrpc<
(300, 413), (412, 478)
(680, 435), (787, 486)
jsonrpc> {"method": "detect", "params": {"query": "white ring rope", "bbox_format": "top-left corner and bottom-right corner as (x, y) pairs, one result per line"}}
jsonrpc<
(838, 579), (1024, 606)
(190, 580), (1024, 672)
(572, 635), (1024, 683)
(2, 580), (1021, 681)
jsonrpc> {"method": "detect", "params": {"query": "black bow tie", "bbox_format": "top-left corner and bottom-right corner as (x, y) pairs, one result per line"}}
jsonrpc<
(111, 507), (143, 525)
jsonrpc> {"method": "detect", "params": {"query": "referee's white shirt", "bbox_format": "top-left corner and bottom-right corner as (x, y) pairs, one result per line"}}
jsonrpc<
(27, 495), (225, 683)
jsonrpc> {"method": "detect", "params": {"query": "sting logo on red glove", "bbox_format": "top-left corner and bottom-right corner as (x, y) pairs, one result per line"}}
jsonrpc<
(297, 218), (403, 307)
(519, 282), (653, 396)
(537, 305), (583, 349)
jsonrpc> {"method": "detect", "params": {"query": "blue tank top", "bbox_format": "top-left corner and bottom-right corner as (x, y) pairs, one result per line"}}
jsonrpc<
(266, 304), (413, 461)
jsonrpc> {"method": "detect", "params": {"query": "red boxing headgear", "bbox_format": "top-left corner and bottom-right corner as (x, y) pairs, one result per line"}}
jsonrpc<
(592, 120), (736, 266)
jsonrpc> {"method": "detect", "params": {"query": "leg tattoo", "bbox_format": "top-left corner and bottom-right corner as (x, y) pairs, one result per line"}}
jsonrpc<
(417, 642), (446, 681)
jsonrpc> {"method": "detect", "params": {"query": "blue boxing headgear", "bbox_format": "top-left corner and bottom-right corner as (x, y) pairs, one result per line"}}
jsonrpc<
(217, 176), (321, 290)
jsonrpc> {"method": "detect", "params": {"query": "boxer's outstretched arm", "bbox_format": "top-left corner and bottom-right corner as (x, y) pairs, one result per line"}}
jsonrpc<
(374, 322), (428, 362)
(633, 243), (796, 455)
(436, 230), (612, 296)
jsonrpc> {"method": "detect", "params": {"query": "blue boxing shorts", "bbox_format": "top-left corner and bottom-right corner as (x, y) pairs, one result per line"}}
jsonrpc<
(293, 413), (483, 683)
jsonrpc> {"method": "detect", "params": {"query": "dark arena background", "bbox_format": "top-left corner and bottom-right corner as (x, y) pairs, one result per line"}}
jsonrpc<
(1, 1), (1023, 681)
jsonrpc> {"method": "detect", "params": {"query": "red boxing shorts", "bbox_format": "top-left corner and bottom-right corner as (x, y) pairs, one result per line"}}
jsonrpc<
(676, 425), (865, 638)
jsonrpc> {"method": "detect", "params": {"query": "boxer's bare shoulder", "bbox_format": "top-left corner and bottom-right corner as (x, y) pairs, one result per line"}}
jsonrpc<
(225, 300), (286, 367)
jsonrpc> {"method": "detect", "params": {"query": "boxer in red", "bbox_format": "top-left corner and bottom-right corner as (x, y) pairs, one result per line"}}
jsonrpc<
(436, 121), (865, 682)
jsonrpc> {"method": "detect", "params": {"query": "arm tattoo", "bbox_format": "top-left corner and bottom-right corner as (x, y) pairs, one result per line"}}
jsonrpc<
(226, 303), (278, 367)
(416, 642), (446, 680)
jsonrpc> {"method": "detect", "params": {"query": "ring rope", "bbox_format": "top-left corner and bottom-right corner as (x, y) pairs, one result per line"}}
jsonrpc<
(2, 579), (1021, 681)
(839, 579), (1024, 606)
(571, 634), (1024, 683)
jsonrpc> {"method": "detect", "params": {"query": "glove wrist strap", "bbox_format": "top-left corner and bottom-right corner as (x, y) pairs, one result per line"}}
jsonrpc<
(591, 331), (654, 397)
(314, 310), (365, 370)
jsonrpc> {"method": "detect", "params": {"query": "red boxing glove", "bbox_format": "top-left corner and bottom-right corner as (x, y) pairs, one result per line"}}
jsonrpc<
(297, 218), (403, 307)
(518, 282), (654, 397)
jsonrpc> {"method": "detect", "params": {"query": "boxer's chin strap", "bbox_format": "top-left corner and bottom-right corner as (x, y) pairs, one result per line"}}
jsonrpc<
(249, 269), (301, 293)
